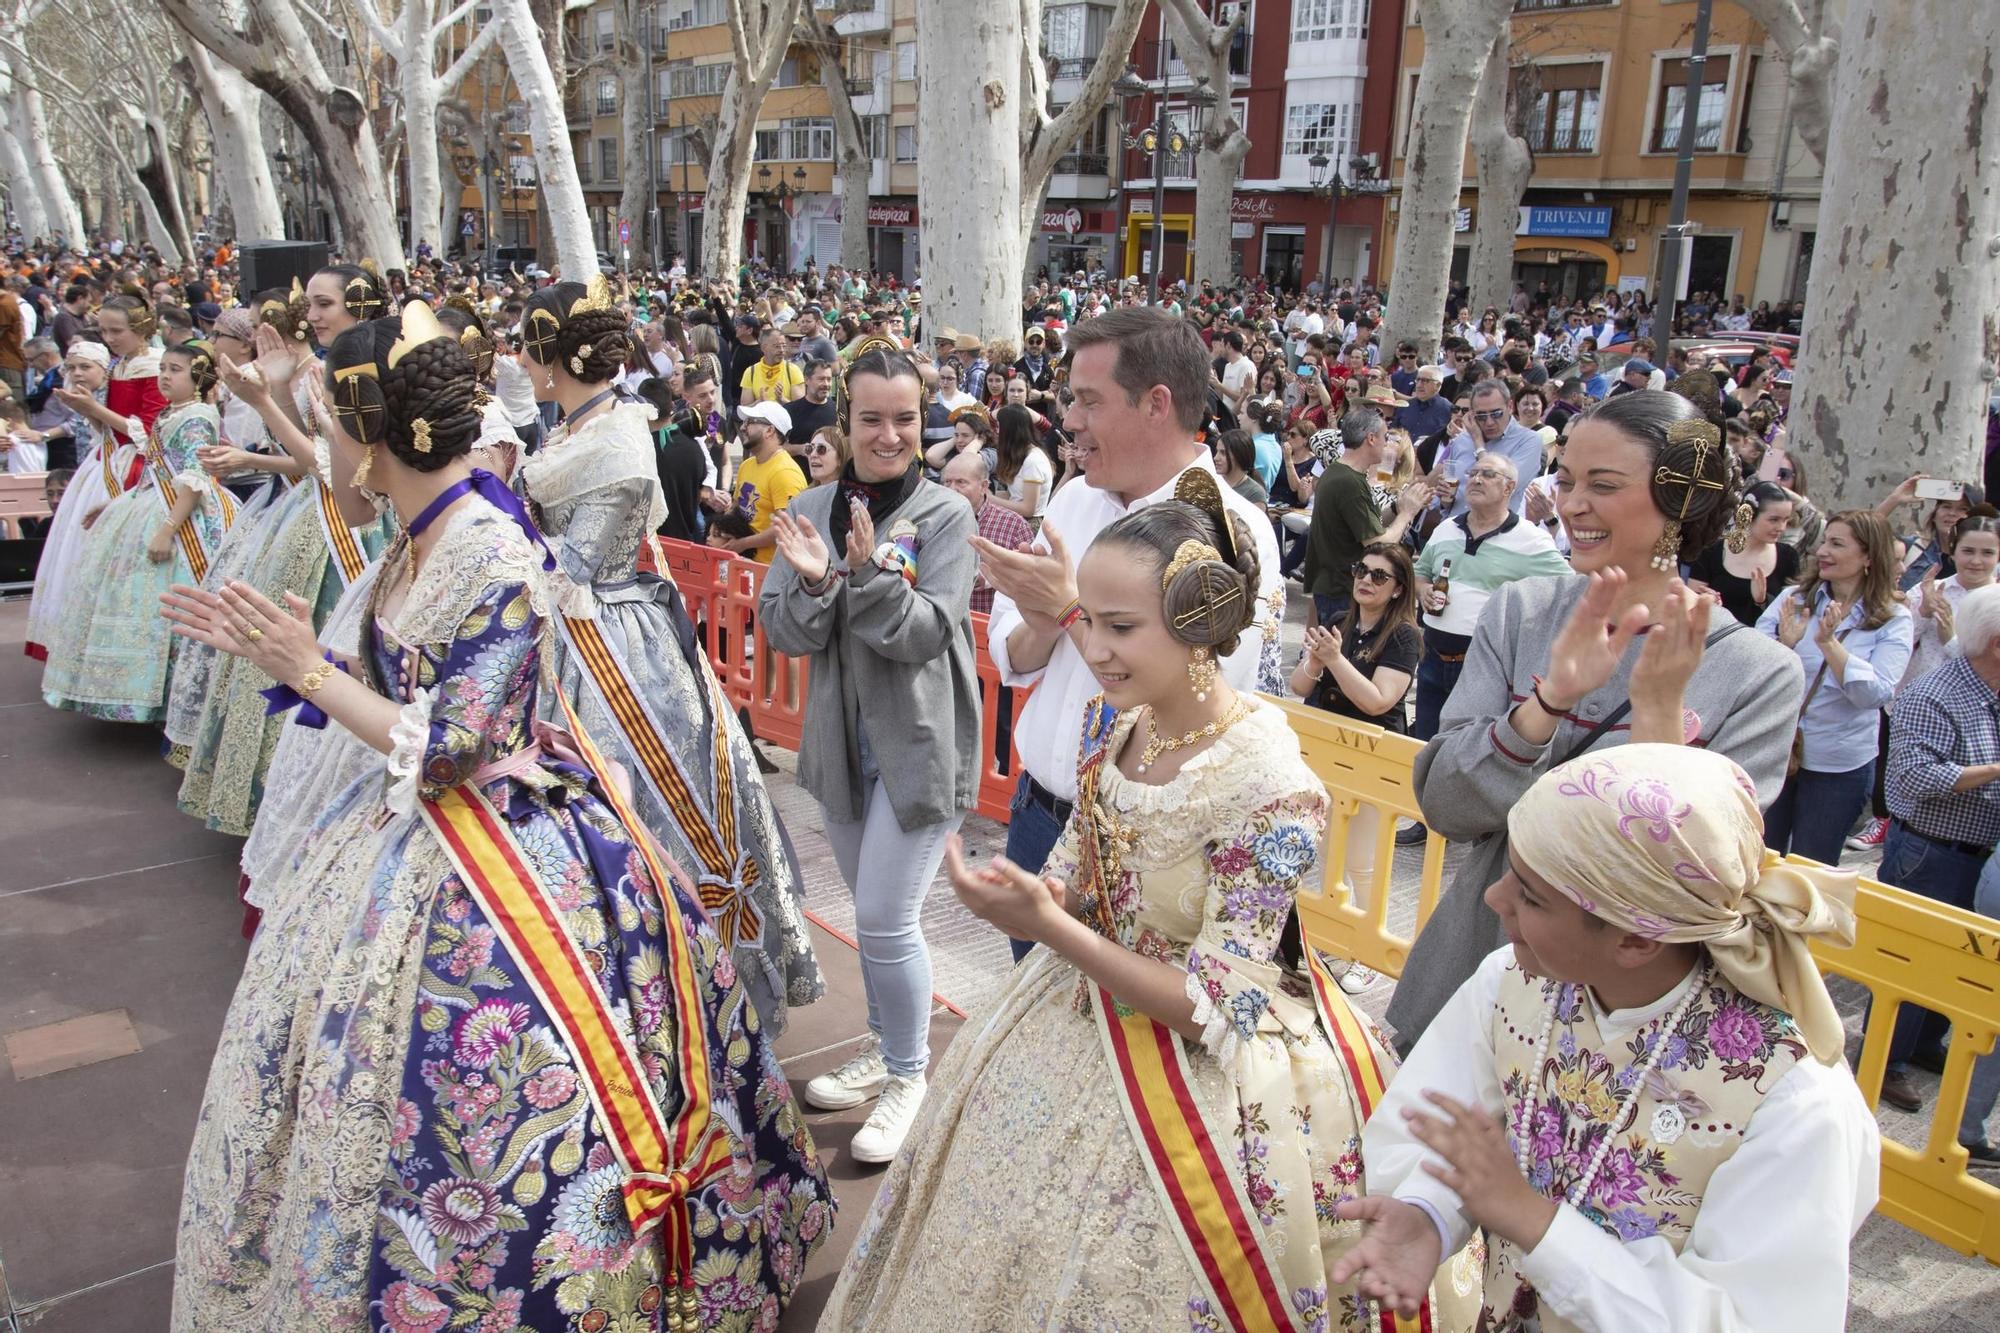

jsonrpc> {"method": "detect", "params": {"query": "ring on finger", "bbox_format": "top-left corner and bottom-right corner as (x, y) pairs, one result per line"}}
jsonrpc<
(245, 626), (265, 642)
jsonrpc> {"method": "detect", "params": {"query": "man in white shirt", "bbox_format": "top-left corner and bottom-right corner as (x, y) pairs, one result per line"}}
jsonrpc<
(1213, 332), (1255, 415)
(974, 307), (1283, 959)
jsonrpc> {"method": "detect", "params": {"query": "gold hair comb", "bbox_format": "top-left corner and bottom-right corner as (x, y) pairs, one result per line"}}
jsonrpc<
(569, 273), (613, 315)
(1160, 539), (1223, 591)
(387, 300), (446, 369)
(411, 418), (434, 453)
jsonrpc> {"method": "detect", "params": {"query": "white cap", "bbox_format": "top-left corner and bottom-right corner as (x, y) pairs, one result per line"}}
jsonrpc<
(738, 400), (792, 435)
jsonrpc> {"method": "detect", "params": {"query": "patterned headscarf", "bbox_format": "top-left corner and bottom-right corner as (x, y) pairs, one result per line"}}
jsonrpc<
(1307, 427), (1343, 469)
(1508, 744), (1856, 1065)
(67, 340), (112, 369)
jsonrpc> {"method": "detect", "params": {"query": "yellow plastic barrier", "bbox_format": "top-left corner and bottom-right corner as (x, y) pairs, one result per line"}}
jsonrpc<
(1272, 695), (2000, 1265)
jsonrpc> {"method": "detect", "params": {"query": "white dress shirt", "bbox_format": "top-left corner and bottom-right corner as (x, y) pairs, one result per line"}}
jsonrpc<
(987, 452), (1282, 802)
(1367, 947), (1879, 1333)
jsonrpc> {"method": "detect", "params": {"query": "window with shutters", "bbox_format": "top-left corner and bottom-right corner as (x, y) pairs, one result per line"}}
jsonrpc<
(1526, 62), (1604, 153)
(1653, 54), (1730, 152)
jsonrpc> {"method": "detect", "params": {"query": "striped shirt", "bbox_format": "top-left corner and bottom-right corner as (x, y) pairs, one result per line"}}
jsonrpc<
(1413, 513), (1572, 638)
(1887, 655), (2000, 849)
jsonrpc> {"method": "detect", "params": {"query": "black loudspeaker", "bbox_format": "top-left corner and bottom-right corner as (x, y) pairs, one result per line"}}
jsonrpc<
(237, 240), (331, 296)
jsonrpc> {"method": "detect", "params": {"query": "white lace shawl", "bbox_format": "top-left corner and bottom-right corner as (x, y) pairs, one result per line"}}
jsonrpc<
(518, 401), (668, 535)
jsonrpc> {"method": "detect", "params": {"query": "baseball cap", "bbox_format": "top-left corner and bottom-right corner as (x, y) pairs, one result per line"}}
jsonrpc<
(1624, 358), (1657, 377)
(1773, 368), (1794, 385)
(738, 400), (792, 435)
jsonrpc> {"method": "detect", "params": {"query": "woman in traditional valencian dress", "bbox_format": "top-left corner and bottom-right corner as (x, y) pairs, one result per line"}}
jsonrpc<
(167, 305), (831, 1331)
(43, 340), (228, 722)
(175, 265), (396, 835)
(513, 277), (820, 1032)
(24, 340), (116, 661)
(821, 478), (1479, 1333)
(1338, 743), (1878, 1331)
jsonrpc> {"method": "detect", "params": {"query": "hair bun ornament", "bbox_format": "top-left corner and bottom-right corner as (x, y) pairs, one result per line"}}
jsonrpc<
(411, 417), (434, 453)
(569, 273), (613, 316)
(1173, 466), (1238, 566)
(387, 300), (447, 369)
(459, 325), (495, 378)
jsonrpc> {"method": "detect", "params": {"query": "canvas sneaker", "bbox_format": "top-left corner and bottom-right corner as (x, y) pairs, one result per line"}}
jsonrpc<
(849, 1074), (927, 1165)
(803, 1037), (888, 1112)
(1337, 964), (1379, 996)
(1846, 817), (1889, 851)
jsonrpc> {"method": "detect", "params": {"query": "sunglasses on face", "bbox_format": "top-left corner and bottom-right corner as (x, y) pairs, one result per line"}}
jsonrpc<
(1467, 466), (1509, 481)
(1471, 408), (1509, 423)
(808, 443), (834, 456)
(1349, 563), (1397, 586)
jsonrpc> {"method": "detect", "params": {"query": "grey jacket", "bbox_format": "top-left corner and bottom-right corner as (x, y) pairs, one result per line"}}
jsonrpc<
(1383, 573), (1805, 1047)
(758, 479), (981, 831)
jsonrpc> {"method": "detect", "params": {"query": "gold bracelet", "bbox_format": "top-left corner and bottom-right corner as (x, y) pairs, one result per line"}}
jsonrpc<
(295, 661), (337, 699)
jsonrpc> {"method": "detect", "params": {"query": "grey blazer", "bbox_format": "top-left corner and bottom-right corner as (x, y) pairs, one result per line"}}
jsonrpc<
(1383, 573), (1805, 1048)
(757, 478), (981, 830)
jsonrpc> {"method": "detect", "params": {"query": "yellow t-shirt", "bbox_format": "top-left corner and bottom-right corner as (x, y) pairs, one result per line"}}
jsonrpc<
(739, 359), (804, 405)
(733, 449), (808, 562)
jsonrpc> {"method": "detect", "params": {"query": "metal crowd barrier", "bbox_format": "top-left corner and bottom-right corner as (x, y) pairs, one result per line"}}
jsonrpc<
(650, 538), (2000, 1264)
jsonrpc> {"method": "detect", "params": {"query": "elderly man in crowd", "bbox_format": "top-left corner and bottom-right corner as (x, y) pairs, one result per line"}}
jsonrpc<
(1439, 381), (1546, 518)
(942, 450), (1031, 615)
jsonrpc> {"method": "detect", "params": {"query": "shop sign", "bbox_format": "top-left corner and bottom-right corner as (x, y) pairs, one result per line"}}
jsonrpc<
(1231, 221), (1255, 239)
(1517, 205), (1613, 238)
(1041, 206), (1110, 233)
(867, 201), (918, 226)
(1229, 194), (1277, 221)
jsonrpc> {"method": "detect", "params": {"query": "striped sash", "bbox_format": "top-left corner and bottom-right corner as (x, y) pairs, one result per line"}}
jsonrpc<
(557, 614), (761, 950)
(100, 444), (124, 499)
(314, 477), (368, 587)
(1093, 986), (1302, 1333)
(1307, 949), (1437, 1333)
(148, 452), (234, 585)
(419, 709), (736, 1293)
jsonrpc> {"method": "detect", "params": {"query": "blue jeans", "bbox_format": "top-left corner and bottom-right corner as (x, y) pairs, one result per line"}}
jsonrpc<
(1961, 854), (2000, 1142)
(1762, 761), (1874, 866)
(1412, 644), (1465, 742)
(821, 779), (966, 1079)
(1003, 772), (1069, 963)
(1871, 822), (1988, 1080)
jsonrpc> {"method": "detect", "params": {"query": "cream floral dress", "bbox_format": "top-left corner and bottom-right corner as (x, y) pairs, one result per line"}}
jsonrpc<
(820, 701), (1479, 1332)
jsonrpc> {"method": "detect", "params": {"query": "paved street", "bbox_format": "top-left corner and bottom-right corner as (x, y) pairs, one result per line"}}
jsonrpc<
(0, 592), (1996, 1330)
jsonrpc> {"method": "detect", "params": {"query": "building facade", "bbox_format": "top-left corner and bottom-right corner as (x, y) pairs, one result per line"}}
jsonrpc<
(1382, 0), (1826, 306)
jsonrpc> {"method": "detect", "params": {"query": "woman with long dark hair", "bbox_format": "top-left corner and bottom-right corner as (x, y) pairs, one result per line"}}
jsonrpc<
(991, 402), (1054, 521)
(1687, 479), (1801, 625)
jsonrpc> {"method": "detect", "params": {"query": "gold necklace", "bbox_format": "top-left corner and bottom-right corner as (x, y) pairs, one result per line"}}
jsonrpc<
(1136, 696), (1254, 775)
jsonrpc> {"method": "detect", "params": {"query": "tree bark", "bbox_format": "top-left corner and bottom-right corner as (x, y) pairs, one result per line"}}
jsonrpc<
(0, 72), (52, 242)
(616, 0), (654, 267)
(1382, 0), (1513, 360)
(699, 0), (801, 281)
(2, 53), (85, 244)
(157, 0), (407, 266)
(136, 124), (197, 260)
(1789, 0), (1999, 511)
(181, 43), (285, 239)
(1158, 0), (1246, 290)
(1732, 0), (1838, 164)
(1466, 28), (1531, 316)
(491, 0), (597, 279)
(917, 0), (1023, 341)
(803, 10), (870, 272)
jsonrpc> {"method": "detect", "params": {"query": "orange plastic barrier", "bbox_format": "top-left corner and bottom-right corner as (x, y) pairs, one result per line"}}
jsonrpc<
(652, 539), (1027, 821)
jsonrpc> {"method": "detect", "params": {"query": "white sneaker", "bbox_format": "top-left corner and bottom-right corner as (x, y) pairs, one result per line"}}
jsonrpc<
(849, 1074), (927, 1165)
(803, 1037), (888, 1111)
(1337, 964), (1378, 996)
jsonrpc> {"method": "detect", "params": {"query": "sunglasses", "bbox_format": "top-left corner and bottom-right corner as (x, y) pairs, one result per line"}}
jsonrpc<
(807, 443), (834, 456)
(1470, 408), (1509, 423)
(1348, 563), (1397, 586)
(1467, 466), (1509, 481)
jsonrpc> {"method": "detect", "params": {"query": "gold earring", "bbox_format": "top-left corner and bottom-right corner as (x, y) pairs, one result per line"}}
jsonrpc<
(353, 443), (375, 489)
(1188, 645), (1216, 701)
(1651, 520), (1682, 572)
(1724, 501), (1755, 553)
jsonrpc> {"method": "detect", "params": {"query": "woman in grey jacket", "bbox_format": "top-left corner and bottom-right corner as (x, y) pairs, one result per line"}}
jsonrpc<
(1384, 391), (1804, 1049)
(760, 346), (981, 1165)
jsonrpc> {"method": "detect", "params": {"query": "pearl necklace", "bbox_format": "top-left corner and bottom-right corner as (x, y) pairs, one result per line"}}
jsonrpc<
(1512, 962), (1709, 1209)
(1136, 696), (1254, 775)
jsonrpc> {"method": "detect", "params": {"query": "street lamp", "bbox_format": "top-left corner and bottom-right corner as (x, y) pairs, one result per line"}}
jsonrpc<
(1116, 56), (1212, 304)
(1308, 149), (1377, 292)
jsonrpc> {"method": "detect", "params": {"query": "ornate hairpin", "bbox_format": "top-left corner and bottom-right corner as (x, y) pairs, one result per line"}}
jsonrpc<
(569, 272), (613, 315)
(411, 418), (434, 453)
(1173, 466), (1239, 566)
(522, 307), (562, 363)
(459, 326), (494, 378)
(331, 361), (384, 439)
(346, 274), (387, 320)
(1160, 539), (1223, 591)
(387, 300), (446, 369)
(569, 342), (593, 375)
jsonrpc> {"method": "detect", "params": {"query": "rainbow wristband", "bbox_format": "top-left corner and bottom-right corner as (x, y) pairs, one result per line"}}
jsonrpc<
(1056, 599), (1084, 630)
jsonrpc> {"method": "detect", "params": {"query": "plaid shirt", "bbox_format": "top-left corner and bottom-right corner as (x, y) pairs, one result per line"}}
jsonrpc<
(970, 497), (1032, 615)
(1887, 655), (2000, 848)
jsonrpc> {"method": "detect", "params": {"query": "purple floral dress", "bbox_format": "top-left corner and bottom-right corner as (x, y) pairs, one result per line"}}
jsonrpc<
(174, 504), (831, 1332)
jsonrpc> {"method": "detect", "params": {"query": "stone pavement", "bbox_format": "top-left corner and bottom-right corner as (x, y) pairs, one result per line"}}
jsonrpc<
(0, 591), (1996, 1330)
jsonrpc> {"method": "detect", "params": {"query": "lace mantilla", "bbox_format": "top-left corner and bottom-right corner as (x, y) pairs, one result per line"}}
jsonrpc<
(519, 402), (667, 534)
(386, 501), (555, 649)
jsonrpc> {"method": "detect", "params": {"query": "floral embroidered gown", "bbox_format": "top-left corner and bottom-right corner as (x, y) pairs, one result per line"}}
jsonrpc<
(518, 402), (821, 1033)
(821, 701), (1481, 1333)
(43, 400), (225, 722)
(173, 502), (832, 1332)
(24, 392), (115, 661)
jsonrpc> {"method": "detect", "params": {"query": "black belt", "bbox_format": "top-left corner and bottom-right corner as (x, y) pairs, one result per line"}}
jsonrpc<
(1892, 820), (1994, 858)
(1026, 775), (1074, 826)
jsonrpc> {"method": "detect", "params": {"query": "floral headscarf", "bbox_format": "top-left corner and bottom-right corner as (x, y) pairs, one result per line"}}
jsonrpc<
(1307, 428), (1343, 469)
(1507, 744), (1856, 1065)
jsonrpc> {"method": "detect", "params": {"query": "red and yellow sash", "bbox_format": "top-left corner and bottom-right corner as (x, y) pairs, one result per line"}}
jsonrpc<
(148, 452), (234, 585)
(1307, 949), (1436, 1333)
(1093, 986), (1301, 1333)
(100, 444), (125, 499)
(420, 705), (736, 1288)
(558, 614), (762, 950)
(315, 477), (368, 587)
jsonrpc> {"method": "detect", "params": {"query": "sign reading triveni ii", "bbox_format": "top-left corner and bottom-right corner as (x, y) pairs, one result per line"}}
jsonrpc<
(1515, 206), (1613, 238)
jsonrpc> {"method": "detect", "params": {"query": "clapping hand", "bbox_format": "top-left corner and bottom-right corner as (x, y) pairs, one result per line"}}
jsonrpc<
(1399, 1091), (1558, 1250)
(1303, 622), (1344, 667)
(1775, 593), (1812, 649)
(1524, 483), (1557, 526)
(942, 834), (1068, 942)
(844, 499), (875, 572)
(1814, 597), (1849, 646)
(769, 509), (831, 585)
(161, 579), (320, 683)
(1541, 570), (1651, 711)
(1630, 579), (1711, 739)
(216, 350), (269, 406)
(1919, 569), (1947, 619)
(250, 323), (302, 384)
(969, 520), (1076, 622)
(1748, 564), (1768, 608)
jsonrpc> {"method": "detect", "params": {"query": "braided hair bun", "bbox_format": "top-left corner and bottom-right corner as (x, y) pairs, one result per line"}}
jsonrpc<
(1100, 491), (1261, 657)
(1581, 388), (1742, 563)
(520, 280), (631, 385)
(324, 311), (483, 473)
(166, 339), (219, 399)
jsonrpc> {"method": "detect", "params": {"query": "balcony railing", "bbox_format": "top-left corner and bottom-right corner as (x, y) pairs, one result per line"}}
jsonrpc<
(596, 97), (617, 116)
(1047, 56), (1093, 79)
(1530, 124), (1599, 153)
(1053, 151), (1109, 174)
(845, 76), (872, 95)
